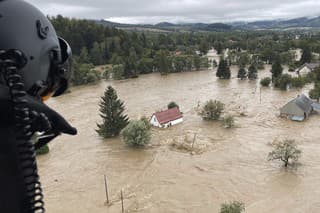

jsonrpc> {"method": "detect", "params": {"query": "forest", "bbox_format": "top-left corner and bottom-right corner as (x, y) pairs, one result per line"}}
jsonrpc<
(50, 15), (320, 84)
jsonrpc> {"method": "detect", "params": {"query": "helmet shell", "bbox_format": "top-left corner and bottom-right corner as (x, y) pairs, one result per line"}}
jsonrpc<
(0, 0), (61, 93)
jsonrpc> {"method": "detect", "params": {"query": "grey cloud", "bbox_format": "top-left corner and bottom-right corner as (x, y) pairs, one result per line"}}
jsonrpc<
(25, 0), (320, 23)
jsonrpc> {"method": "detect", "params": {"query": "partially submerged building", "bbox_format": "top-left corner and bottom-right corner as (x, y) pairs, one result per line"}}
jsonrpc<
(150, 107), (183, 128)
(280, 94), (314, 121)
(296, 63), (320, 76)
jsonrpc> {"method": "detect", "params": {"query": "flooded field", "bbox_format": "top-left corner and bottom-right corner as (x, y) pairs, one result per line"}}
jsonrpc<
(38, 66), (320, 213)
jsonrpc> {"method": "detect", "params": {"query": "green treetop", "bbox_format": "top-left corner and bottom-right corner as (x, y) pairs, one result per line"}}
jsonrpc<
(96, 86), (129, 138)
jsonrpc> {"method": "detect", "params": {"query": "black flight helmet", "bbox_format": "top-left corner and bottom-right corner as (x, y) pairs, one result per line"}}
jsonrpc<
(0, 0), (72, 99)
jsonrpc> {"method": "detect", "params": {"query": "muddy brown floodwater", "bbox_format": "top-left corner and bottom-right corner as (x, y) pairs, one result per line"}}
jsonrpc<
(38, 66), (320, 213)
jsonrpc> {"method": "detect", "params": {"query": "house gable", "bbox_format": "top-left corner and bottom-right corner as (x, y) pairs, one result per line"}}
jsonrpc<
(281, 101), (305, 117)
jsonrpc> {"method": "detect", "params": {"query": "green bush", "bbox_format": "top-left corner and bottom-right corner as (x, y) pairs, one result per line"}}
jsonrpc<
(168, 101), (179, 109)
(36, 144), (50, 155)
(304, 72), (315, 83)
(274, 74), (292, 90)
(121, 120), (151, 146)
(112, 64), (125, 80)
(103, 67), (113, 80)
(291, 76), (306, 88)
(140, 116), (151, 130)
(72, 62), (101, 85)
(260, 77), (271, 87)
(220, 201), (245, 213)
(222, 115), (235, 128)
(201, 100), (224, 120)
(86, 72), (99, 83)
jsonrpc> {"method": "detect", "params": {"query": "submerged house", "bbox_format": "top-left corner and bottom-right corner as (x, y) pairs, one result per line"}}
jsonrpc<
(296, 63), (320, 76)
(150, 107), (183, 128)
(280, 94), (314, 121)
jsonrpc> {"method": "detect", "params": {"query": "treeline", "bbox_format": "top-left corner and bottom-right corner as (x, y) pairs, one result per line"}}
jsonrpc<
(51, 15), (320, 85)
(51, 15), (211, 82)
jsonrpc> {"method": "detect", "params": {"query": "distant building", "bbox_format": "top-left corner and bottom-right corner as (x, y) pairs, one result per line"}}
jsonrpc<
(280, 94), (314, 121)
(296, 63), (320, 76)
(150, 107), (183, 128)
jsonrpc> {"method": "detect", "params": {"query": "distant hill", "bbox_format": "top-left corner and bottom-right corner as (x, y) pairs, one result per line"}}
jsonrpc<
(233, 16), (320, 29)
(94, 16), (320, 32)
(95, 20), (233, 32)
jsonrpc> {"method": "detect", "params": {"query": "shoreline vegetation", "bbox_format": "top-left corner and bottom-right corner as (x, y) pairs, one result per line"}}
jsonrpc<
(50, 15), (320, 99)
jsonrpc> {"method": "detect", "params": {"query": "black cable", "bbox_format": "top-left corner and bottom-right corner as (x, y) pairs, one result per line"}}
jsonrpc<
(1, 50), (45, 213)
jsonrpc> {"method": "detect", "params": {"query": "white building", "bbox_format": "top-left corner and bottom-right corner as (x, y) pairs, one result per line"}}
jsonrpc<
(296, 63), (320, 76)
(150, 107), (183, 128)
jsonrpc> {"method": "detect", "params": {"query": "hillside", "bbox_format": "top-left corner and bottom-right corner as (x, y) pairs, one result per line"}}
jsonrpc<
(94, 16), (320, 31)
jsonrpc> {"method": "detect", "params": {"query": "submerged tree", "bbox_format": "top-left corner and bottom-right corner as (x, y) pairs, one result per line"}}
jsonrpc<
(237, 66), (247, 80)
(309, 82), (320, 102)
(168, 101), (179, 109)
(222, 115), (235, 128)
(96, 86), (129, 138)
(271, 59), (283, 82)
(216, 58), (231, 79)
(300, 47), (312, 65)
(260, 77), (271, 87)
(220, 201), (245, 213)
(201, 100), (224, 120)
(268, 139), (301, 167)
(274, 74), (292, 90)
(121, 119), (151, 146)
(248, 64), (258, 80)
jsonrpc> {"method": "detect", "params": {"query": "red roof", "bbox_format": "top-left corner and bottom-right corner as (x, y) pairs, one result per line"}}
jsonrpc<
(154, 107), (183, 125)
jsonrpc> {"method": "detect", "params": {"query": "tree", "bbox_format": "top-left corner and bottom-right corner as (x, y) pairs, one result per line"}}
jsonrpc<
(274, 74), (292, 90)
(200, 57), (210, 70)
(201, 100), (224, 120)
(222, 115), (235, 128)
(157, 50), (170, 74)
(137, 58), (154, 74)
(96, 86), (129, 138)
(291, 77), (306, 88)
(260, 77), (271, 87)
(194, 55), (201, 71)
(237, 66), (247, 80)
(125, 47), (138, 77)
(121, 120), (151, 146)
(248, 64), (258, 80)
(238, 52), (250, 67)
(72, 62), (100, 85)
(140, 116), (151, 130)
(90, 42), (103, 65)
(216, 58), (231, 79)
(199, 38), (209, 55)
(268, 139), (301, 167)
(168, 101), (179, 109)
(112, 64), (125, 80)
(300, 47), (312, 65)
(79, 47), (90, 63)
(220, 201), (245, 213)
(309, 82), (320, 102)
(271, 59), (283, 82)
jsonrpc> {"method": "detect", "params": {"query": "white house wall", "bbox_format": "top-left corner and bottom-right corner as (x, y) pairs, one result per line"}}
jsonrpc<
(150, 115), (161, 127)
(150, 116), (183, 128)
(162, 117), (183, 128)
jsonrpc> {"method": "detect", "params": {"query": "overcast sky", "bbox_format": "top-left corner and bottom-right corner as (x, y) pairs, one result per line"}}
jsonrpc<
(25, 0), (320, 24)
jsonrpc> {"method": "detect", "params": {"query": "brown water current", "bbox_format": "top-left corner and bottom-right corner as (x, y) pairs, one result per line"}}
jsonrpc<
(38, 66), (320, 213)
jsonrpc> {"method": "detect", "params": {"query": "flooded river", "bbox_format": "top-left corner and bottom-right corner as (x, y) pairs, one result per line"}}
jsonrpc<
(38, 66), (320, 213)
